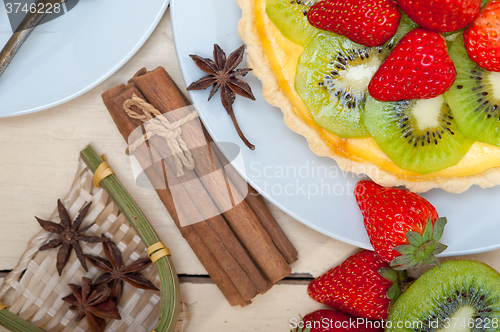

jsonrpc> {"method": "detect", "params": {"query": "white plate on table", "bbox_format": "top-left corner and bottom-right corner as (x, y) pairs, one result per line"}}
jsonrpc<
(171, 0), (500, 257)
(0, 0), (169, 117)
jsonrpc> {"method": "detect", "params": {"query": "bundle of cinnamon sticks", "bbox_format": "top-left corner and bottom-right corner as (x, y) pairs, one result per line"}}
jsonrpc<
(102, 67), (298, 306)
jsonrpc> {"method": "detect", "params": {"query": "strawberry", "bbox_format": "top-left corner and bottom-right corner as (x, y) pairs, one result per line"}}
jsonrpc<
(307, 250), (407, 320)
(397, 0), (481, 33)
(293, 309), (384, 332)
(464, 0), (500, 72)
(306, 0), (401, 47)
(368, 28), (457, 101)
(354, 180), (448, 270)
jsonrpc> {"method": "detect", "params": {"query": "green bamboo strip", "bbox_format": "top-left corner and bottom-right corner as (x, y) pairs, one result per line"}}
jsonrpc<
(80, 144), (180, 332)
(0, 309), (45, 332)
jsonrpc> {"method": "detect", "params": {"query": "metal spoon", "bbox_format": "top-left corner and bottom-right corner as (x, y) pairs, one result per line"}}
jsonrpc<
(0, 0), (67, 78)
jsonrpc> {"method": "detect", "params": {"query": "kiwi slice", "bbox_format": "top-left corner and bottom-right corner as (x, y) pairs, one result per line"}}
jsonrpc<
(363, 95), (473, 174)
(444, 35), (500, 147)
(266, 0), (321, 46)
(387, 260), (500, 332)
(295, 15), (417, 138)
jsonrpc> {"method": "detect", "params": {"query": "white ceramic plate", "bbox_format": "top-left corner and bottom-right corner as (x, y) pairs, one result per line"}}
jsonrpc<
(171, 0), (500, 257)
(0, 0), (169, 117)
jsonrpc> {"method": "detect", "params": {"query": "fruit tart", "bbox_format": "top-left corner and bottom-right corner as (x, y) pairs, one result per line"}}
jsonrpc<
(237, 0), (500, 193)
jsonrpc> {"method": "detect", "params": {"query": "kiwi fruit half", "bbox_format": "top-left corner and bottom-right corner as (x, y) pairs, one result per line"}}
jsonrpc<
(266, 0), (321, 46)
(387, 260), (500, 332)
(295, 15), (417, 138)
(444, 34), (500, 147)
(363, 95), (472, 174)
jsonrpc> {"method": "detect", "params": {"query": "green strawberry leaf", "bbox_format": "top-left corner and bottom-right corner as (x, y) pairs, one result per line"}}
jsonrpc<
(394, 244), (416, 255)
(378, 267), (398, 282)
(425, 255), (441, 267)
(433, 242), (448, 256)
(406, 231), (424, 247)
(379, 267), (408, 310)
(390, 217), (448, 271)
(390, 254), (415, 269)
(432, 217), (447, 242)
(421, 217), (434, 242)
(387, 282), (400, 302)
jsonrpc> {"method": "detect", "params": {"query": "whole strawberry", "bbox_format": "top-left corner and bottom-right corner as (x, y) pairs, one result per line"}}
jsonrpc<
(308, 250), (406, 320)
(368, 28), (457, 101)
(307, 0), (401, 47)
(397, 0), (481, 33)
(354, 180), (448, 270)
(293, 309), (384, 332)
(464, 0), (500, 72)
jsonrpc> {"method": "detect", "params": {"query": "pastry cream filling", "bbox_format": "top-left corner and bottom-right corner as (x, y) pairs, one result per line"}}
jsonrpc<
(254, 0), (500, 178)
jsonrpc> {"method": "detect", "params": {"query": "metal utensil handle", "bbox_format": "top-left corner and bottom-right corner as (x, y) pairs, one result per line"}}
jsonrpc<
(0, 9), (48, 78)
(0, 0), (67, 78)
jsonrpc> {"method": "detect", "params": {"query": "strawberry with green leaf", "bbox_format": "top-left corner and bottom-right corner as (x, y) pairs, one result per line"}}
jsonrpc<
(354, 180), (448, 270)
(308, 250), (406, 320)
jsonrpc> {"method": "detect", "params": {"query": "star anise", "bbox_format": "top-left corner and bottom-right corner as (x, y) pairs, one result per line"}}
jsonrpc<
(36, 200), (107, 275)
(187, 44), (256, 150)
(86, 237), (158, 303)
(62, 277), (121, 332)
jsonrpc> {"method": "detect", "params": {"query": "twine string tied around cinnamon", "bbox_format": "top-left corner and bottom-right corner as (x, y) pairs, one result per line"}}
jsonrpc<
(123, 94), (199, 177)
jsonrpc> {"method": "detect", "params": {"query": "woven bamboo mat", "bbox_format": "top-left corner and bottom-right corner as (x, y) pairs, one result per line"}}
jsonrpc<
(0, 160), (189, 332)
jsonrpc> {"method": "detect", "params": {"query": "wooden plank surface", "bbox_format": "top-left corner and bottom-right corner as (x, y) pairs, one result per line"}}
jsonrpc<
(0, 6), (499, 332)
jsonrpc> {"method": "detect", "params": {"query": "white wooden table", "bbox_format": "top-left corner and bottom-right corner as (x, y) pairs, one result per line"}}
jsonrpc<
(0, 8), (499, 332)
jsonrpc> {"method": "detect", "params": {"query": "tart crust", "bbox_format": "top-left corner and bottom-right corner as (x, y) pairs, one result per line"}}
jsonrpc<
(237, 0), (500, 193)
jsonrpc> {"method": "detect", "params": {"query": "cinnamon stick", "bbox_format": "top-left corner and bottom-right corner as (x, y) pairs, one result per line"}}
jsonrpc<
(206, 132), (298, 264)
(129, 68), (292, 284)
(112, 85), (272, 297)
(103, 86), (252, 306)
(102, 66), (298, 306)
